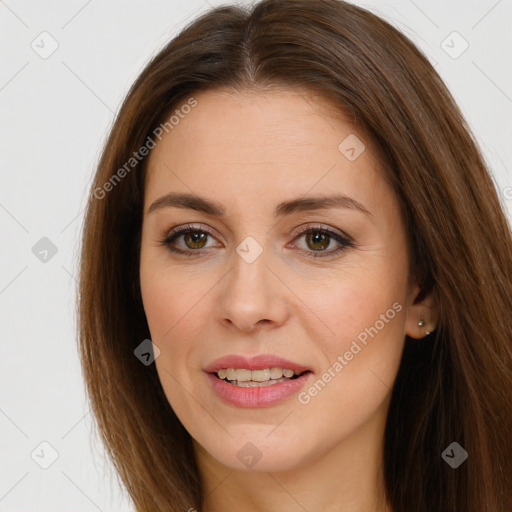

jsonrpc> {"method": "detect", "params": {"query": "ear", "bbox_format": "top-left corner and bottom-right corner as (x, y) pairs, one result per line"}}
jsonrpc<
(405, 279), (438, 339)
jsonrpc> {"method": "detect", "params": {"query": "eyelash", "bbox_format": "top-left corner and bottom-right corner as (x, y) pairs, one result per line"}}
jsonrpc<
(158, 223), (355, 259)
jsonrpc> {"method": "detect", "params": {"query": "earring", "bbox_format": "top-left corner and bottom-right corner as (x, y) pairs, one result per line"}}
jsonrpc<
(418, 315), (433, 336)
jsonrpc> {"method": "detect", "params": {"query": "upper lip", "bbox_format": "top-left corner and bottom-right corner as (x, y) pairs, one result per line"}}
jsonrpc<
(204, 354), (311, 374)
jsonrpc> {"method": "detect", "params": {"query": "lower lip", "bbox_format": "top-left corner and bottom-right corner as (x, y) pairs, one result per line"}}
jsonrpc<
(205, 372), (313, 408)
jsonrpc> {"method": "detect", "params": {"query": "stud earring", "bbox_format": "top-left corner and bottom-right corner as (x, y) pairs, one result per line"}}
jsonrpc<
(418, 315), (433, 336)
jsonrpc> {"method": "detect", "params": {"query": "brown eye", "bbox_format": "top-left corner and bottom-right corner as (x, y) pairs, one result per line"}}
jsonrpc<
(291, 226), (354, 258)
(160, 226), (218, 255)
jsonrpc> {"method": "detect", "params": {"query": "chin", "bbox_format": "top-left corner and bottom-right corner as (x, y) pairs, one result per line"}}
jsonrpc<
(198, 431), (315, 473)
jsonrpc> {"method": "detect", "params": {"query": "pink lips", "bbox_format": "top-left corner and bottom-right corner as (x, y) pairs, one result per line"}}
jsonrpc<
(204, 354), (310, 374)
(204, 354), (313, 408)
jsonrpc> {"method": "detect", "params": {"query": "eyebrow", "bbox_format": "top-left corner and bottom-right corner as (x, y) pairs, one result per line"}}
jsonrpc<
(147, 192), (372, 218)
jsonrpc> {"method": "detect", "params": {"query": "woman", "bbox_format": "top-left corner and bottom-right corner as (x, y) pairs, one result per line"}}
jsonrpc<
(78, 0), (512, 510)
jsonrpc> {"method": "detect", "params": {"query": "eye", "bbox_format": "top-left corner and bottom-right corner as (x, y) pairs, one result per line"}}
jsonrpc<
(159, 224), (219, 255)
(289, 225), (354, 258)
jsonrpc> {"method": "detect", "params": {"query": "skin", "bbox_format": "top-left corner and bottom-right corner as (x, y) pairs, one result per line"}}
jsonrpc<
(139, 88), (437, 512)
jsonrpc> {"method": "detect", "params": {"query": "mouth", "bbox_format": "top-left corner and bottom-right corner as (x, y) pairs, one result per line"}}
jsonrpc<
(204, 354), (313, 407)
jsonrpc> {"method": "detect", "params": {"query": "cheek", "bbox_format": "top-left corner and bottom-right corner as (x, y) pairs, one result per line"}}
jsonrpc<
(295, 260), (407, 354)
(139, 258), (212, 345)
(293, 264), (407, 409)
(338, 288), (402, 350)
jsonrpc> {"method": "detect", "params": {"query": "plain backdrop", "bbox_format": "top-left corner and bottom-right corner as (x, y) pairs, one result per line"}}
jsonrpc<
(1, 0), (511, 510)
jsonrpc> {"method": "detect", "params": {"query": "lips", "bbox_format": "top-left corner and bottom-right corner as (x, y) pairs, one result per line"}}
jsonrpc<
(204, 354), (311, 374)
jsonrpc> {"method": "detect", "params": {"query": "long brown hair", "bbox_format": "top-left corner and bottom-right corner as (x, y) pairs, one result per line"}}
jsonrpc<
(77, 0), (512, 510)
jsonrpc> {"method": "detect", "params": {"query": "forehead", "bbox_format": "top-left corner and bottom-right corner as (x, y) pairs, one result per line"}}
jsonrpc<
(144, 88), (392, 218)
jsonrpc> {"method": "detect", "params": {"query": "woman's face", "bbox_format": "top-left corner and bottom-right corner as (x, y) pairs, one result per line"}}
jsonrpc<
(140, 88), (426, 472)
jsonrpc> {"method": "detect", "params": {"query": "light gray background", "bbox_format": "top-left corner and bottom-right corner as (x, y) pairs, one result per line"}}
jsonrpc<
(1, 0), (511, 510)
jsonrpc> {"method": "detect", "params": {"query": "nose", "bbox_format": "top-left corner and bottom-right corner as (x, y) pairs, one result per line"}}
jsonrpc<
(216, 244), (290, 333)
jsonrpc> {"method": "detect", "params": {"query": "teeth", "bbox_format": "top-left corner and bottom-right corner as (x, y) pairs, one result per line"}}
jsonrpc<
(216, 367), (303, 383)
